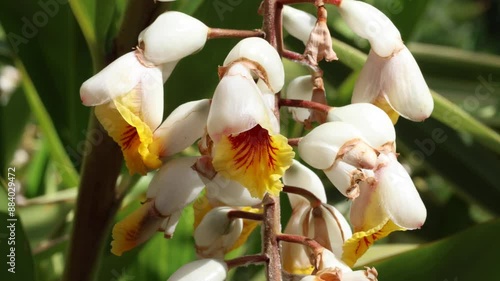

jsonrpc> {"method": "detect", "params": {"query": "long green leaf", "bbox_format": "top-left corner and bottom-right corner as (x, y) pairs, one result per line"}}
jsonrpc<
(372, 219), (500, 281)
(331, 38), (500, 154)
(15, 61), (79, 187)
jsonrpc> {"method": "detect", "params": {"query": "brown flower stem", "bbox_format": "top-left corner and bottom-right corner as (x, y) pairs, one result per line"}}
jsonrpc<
(227, 210), (264, 221)
(283, 185), (322, 208)
(262, 194), (282, 281)
(278, 0), (341, 5)
(226, 254), (269, 270)
(208, 28), (265, 39)
(279, 98), (331, 113)
(62, 1), (159, 281)
(277, 233), (324, 254)
(287, 138), (302, 146)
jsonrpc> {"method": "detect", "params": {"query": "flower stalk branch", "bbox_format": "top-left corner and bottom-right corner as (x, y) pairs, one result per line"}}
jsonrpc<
(226, 254), (269, 269)
(283, 185), (322, 207)
(227, 210), (265, 221)
(208, 28), (265, 40)
(279, 98), (331, 113)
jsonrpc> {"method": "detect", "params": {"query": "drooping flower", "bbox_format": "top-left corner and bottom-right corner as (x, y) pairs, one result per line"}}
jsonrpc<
(167, 259), (228, 281)
(343, 152), (426, 266)
(111, 157), (204, 256)
(139, 11), (209, 65)
(192, 193), (262, 258)
(208, 59), (294, 199)
(352, 48), (434, 122)
(332, 0), (433, 121)
(282, 161), (352, 273)
(194, 207), (243, 258)
(286, 75), (315, 123)
(80, 51), (165, 174)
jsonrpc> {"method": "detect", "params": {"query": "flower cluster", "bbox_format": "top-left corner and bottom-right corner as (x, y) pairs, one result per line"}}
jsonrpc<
(79, 1), (433, 280)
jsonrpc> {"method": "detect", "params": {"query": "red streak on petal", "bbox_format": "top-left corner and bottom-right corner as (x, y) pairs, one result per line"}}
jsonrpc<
(227, 125), (278, 171)
(121, 125), (138, 149)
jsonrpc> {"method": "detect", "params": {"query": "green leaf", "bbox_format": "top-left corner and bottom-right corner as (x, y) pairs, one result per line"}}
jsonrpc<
(372, 219), (500, 281)
(0, 0), (94, 173)
(68, 0), (116, 69)
(15, 61), (79, 188)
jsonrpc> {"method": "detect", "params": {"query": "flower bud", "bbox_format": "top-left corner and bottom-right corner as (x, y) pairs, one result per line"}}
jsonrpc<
(80, 51), (163, 106)
(140, 11), (209, 65)
(323, 160), (370, 199)
(352, 48), (434, 122)
(337, 0), (403, 57)
(327, 103), (395, 148)
(194, 207), (243, 258)
(282, 6), (316, 45)
(224, 37), (284, 92)
(150, 99), (210, 159)
(286, 75), (314, 123)
(308, 204), (353, 258)
(298, 122), (366, 170)
(167, 259), (228, 281)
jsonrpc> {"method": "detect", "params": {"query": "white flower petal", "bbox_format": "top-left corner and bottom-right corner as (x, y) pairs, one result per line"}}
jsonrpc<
(152, 99), (210, 158)
(298, 122), (365, 170)
(282, 6), (316, 45)
(161, 60), (179, 83)
(203, 174), (262, 207)
(327, 103), (395, 148)
(161, 210), (182, 238)
(382, 47), (434, 121)
(338, 0), (402, 57)
(324, 160), (363, 198)
(167, 259), (228, 281)
(141, 11), (208, 65)
(286, 75), (314, 123)
(376, 153), (426, 229)
(283, 160), (327, 207)
(207, 64), (271, 141)
(353, 49), (433, 122)
(318, 249), (351, 272)
(282, 204), (312, 272)
(80, 52), (150, 106)
(224, 37), (284, 92)
(194, 207), (243, 258)
(147, 157), (204, 215)
(138, 66), (164, 130)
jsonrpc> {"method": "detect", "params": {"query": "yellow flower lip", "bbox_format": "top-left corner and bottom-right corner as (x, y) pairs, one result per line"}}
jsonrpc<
(212, 124), (294, 199)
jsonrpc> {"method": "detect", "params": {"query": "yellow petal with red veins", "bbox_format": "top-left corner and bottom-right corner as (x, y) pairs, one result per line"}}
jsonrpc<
(342, 218), (405, 266)
(111, 201), (163, 256)
(95, 90), (162, 175)
(212, 125), (295, 198)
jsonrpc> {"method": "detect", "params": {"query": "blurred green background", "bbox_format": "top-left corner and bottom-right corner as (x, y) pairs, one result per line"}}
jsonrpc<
(0, 0), (499, 280)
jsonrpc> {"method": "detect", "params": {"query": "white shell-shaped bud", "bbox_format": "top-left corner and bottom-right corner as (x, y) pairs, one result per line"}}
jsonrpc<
(283, 160), (327, 208)
(208, 63), (274, 141)
(352, 48), (434, 121)
(286, 75), (314, 123)
(147, 157), (204, 216)
(307, 204), (353, 258)
(324, 160), (366, 198)
(80, 51), (163, 106)
(318, 248), (351, 272)
(338, 0), (403, 57)
(224, 37), (284, 93)
(194, 207), (243, 258)
(151, 99), (210, 158)
(282, 6), (316, 45)
(298, 122), (365, 170)
(167, 259), (228, 281)
(327, 103), (395, 148)
(141, 11), (208, 65)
